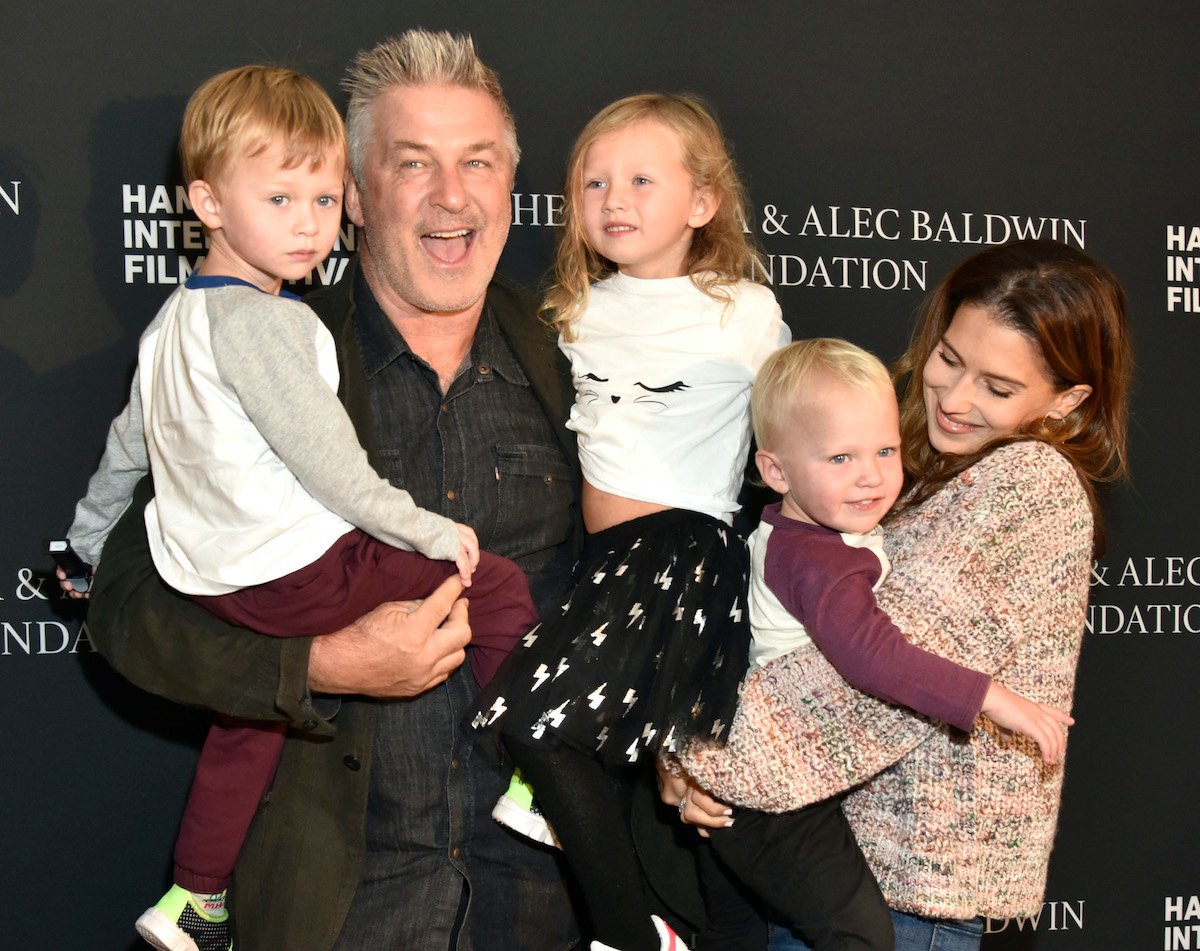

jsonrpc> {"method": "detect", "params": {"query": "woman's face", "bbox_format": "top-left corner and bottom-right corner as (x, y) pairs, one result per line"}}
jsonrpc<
(922, 303), (1091, 455)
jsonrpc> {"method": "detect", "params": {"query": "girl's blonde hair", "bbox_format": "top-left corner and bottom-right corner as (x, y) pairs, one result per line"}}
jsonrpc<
(545, 93), (763, 339)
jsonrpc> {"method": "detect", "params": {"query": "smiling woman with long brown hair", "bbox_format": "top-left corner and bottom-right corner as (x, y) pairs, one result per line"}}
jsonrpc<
(671, 238), (1132, 951)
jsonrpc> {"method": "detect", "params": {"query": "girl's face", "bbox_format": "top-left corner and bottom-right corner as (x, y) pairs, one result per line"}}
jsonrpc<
(922, 303), (1091, 455)
(578, 118), (716, 279)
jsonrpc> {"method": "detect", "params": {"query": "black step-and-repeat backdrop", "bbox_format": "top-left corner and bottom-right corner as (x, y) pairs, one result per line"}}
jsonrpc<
(3, 3), (1197, 948)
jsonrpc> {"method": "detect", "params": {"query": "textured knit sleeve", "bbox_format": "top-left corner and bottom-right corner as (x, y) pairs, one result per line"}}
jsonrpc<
(206, 292), (460, 562)
(840, 442), (1094, 919)
(873, 441), (1093, 697)
(679, 527), (940, 810)
(767, 529), (989, 732)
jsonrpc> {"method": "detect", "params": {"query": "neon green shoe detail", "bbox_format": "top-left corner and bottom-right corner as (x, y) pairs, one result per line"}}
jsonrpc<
(135, 884), (233, 951)
(502, 769), (536, 809)
(492, 770), (560, 848)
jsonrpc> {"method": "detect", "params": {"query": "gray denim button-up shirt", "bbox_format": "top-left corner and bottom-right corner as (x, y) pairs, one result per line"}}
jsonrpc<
(333, 271), (579, 949)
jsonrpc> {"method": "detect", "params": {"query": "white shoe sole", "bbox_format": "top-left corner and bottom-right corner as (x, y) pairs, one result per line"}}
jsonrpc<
(492, 794), (561, 848)
(135, 908), (200, 951)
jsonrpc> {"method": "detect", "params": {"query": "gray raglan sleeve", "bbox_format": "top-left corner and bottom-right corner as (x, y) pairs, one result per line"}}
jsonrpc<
(67, 369), (151, 567)
(206, 291), (461, 562)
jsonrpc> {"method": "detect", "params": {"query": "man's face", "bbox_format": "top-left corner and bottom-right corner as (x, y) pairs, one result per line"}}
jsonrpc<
(346, 84), (515, 318)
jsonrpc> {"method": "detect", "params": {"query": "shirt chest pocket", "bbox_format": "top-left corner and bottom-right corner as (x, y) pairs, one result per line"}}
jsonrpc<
(492, 443), (576, 574)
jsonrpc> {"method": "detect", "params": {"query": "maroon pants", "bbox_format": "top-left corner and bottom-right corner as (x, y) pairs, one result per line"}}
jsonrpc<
(172, 529), (537, 892)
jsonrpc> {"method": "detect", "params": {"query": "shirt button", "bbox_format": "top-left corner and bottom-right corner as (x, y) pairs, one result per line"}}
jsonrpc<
(451, 846), (463, 859)
(343, 754), (361, 772)
(440, 403), (449, 413)
(450, 758), (461, 769)
(478, 364), (491, 376)
(447, 489), (457, 501)
(543, 475), (554, 484)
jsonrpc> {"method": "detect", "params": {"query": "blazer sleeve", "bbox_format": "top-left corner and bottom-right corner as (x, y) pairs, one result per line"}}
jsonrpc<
(86, 475), (334, 734)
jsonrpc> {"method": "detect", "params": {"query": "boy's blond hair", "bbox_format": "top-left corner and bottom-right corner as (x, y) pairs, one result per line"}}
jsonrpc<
(180, 65), (346, 186)
(753, 338), (894, 448)
(545, 93), (764, 339)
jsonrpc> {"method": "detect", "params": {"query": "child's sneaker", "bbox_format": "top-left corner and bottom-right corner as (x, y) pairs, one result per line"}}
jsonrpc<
(492, 770), (560, 848)
(135, 884), (232, 951)
(591, 915), (691, 951)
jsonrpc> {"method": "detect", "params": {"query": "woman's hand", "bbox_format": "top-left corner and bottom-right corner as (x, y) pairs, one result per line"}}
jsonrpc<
(981, 681), (1075, 764)
(654, 755), (734, 837)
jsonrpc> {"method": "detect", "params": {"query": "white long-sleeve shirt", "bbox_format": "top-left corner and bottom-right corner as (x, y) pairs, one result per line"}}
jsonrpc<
(69, 275), (459, 595)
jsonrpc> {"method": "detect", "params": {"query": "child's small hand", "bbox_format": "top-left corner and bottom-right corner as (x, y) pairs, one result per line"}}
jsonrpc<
(981, 682), (1074, 764)
(55, 566), (91, 600)
(454, 524), (479, 587)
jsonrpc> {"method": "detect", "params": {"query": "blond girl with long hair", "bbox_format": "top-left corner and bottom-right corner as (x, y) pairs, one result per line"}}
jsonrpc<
(474, 93), (789, 951)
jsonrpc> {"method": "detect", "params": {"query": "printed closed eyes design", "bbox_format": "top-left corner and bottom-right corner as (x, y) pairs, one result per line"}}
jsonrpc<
(576, 371), (690, 413)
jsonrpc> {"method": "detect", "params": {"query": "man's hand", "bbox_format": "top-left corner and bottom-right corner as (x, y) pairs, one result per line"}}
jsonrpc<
(308, 575), (471, 697)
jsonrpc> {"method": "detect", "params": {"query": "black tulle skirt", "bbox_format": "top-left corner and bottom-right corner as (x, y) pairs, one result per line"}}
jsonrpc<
(472, 508), (751, 765)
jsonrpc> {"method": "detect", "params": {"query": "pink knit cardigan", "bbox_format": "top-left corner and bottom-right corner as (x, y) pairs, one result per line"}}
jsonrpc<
(680, 440), (1093, 918)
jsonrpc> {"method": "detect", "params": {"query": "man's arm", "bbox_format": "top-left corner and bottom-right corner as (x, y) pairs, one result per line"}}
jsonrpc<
(88, 476), (471, 731)
(88, 475), (323, 727)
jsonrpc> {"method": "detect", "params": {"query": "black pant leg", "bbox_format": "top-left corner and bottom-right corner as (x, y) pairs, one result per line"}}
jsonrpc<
(708, 799), (893, 951)
(695, 840), (770, 950)
(509, 741), (661, 951)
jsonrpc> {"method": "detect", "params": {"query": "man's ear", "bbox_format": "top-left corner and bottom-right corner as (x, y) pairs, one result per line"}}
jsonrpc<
(1047, 383), (1093, 420)
(188, 180), (222, 231)
(688, 188), (719, 229)
(344, 173), (366, 228)
(755, 448), (789, 496)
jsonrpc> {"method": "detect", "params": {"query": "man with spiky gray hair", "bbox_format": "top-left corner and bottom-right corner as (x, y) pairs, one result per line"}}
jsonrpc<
(88, 29), (583, 950)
